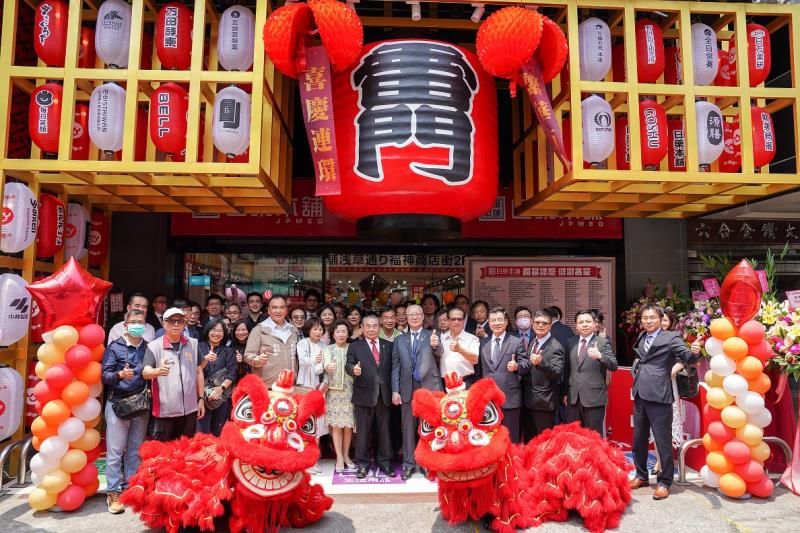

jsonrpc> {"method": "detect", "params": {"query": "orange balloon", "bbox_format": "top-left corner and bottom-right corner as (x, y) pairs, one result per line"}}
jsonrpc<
(737, 356), (763, 380)
(722, 337), (749, 361)
(72, 428), (101, 451)
(35, 361), (50, 380)
(750, 441), (771, 462)
(710, 317), (737, 340)
(32, 435), (42, 451)
(62, 381), (90, 406)
(704, 370), (724, 388)
(748, 373), (771, 395)
(41, 399), (71, 426)
(707, 451), (734, 474)
(31, 416), (58, 440)
(719, 472), (747, 498)
(74, 361), (102, 385)
(703, 433), (724, 452)
(83, 478), (100, 498)
(91, 344), (104, 362)
(83, 415), (101, 429)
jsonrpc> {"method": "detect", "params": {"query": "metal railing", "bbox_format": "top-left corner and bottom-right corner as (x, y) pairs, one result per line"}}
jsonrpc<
(0, 435), (34, 496)
(676, 436), (793, 485)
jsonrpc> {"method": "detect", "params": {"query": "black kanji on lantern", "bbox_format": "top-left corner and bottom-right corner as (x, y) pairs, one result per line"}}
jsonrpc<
(351, 41), (479, 184)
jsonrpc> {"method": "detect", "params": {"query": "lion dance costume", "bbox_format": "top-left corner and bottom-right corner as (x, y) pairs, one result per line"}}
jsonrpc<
(412, 373), (633, 533)
(121, 371), (332, 533)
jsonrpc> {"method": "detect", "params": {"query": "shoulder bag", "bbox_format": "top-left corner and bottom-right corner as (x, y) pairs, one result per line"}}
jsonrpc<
(111, 384), (151, 420)
(675, 365), (699, 399)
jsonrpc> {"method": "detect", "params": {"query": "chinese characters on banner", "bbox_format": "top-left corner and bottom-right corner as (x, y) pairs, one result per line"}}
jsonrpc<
(467, 257), (615, 329)
(327, 254), (464, 273)
(520, 57), (570, 170)
(688, 219), (800, 244)
(299, 46), (341, 195)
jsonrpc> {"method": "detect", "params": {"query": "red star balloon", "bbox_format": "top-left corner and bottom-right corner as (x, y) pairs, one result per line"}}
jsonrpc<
(720, 259), (762, 328)
(27, 257), (112, 332)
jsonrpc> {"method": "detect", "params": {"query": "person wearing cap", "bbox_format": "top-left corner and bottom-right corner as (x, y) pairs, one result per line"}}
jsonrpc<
(142, 307), (205, 442)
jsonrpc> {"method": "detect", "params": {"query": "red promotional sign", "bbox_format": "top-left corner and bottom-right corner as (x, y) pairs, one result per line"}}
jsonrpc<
(606, 369), (634, 450)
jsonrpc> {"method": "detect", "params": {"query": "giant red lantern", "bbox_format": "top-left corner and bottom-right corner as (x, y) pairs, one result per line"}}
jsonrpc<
(72, 103), (90, 160)
(28, 83), (63, 155)
(667, 117), (686, 172)
(155, 2), (192, 70)
(33, 0), (68, 67)
(149, 83), (188, 156)
(751, 106), (776, 169)
(635, 19), (665, 83)
(88, 211), (109, 267)
(615, 116), (630, 170)
(36, 193), (65, 259)
(639, 99), (668, 168)
(78, 26), (96, 68)
(326, 40), (498, 237)
(719, 118), (741, 173)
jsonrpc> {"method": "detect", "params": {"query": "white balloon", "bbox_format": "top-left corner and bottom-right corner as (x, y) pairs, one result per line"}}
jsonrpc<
(700, 465), (721, 488)
(736, 391), (766, 414)
(38, 436), (68, 460)
(57, 417), (86, 442)
(29, 453), (59, 476)
(30, 471), (40, 486)
(722, 374), (749, 397)
(704, 337), (724, 357)
(89, 382), (103, 398)
(710, 354), (736, 377)
(72, 397), (101, 421)
(746, 407), (773, 429)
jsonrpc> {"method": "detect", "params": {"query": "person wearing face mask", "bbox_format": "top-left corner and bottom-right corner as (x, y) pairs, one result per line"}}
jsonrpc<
(101, 309), (150, 514)
(108, 293), (156, 344)
(512, 306), (534, 350)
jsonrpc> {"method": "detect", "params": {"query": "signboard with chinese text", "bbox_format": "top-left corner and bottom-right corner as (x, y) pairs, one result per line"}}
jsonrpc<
(688, 219), (800, 245)
(702, 277), (721, 298)
(327, 254), (465, 274)
(466, 257), (615, 329)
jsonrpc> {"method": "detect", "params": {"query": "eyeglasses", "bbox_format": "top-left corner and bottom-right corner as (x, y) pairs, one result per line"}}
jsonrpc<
(407, 312), (423, 317)
(449, 317), (465, 322)
(165, 318), (185, 325)
(489, 318), (506, 324)
(533, 320), (551, 326)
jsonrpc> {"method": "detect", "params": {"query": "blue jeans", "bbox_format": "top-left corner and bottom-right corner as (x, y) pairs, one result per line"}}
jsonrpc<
(105, 399), (149, 493)
(197, 399), (230, 437)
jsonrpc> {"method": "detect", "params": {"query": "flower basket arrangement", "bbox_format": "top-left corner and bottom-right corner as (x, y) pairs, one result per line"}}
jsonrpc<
(765, 301), (800, 380)
(618, 280), (690, 338)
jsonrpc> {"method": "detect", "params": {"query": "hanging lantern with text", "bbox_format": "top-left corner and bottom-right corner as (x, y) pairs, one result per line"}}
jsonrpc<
(615, 116), (630, 170)
(218, 5), (255, 72)
(667, 117), (686, 172)
(714, 49), (734, 86)
(0, 274), (31, 347)
(581, 94), (615, 165)
(751, 106), (776, 169)
(156, 2), (192, 70)
(746, 24), (771, 86)
(95, 0), (132, 68)
(635, 19), (665, 83)
(88, 211), (109, 267)
(88, 82), (126, 154)
(664, 45), (682, 84)
(78, 26), (96, 68)
(719, 118), (741, 173)
(28, 83), (63, 155)
(691, 23), (718, 86)
(695, 100), (725, 169)
(149, 83), (188, 156)
(0, 182), (38, 254)
(578, 17), (612, 81)
(212, 86), (251, 157)
(36, 193), (65, 260)
(639, 99), (668, 169)
(72, 103), (90, 160)
(33, 0), (68, 67)
(65, 203), (90, 261)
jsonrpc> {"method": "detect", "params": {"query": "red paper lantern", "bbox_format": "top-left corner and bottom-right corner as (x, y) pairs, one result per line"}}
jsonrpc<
(746, 23), (771, 87)
(615, 115), (630, 170)
(635, 19), (665, 83)
(639, 99), (668, 168)
(29, 83), (63, 154)
(714, 49), (735, 87)
(72, 103), (90, 160)
(141, 31), (154, 70)
(667, 117), (686, 172)
(612, 43), (626, 82)
(88, 211), (109, 267)
(720, 259), (762, 328)
(78, 26), (96, 68)
(326, 40), (498, 237)
(719, 118), (741, 173)
(36, 193), (65, 259)
(155, 2), (192, 70)
(33, 0), (68, 67)
(751, 106), (776, 169)
(148, 83), (188, 156)
(664, 46), (682, 85)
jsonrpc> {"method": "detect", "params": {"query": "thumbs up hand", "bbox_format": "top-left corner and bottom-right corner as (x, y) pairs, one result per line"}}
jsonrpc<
(430, 330), (439, 349)
(353, 361), (362, 376)
(507, 353), (518, 372)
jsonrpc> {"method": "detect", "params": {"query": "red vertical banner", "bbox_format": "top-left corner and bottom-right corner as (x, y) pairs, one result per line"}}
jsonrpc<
(299, 46), (341, 196)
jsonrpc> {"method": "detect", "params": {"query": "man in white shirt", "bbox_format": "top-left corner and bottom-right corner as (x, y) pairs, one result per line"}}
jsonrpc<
(433, 307), (479, 386)
(108, 293), (156, 344)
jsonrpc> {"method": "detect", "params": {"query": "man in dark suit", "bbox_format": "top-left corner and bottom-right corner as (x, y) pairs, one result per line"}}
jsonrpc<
(519, 309), (565, 441)
(468, 300), (491, 339)
(476, 307), (528, 443)
(547, 306), (574, 352)
(346, 314), (397, 479)
(392, 304), (443, 480)
(630, 304), (701, 500)
(564, 309), (617, 434)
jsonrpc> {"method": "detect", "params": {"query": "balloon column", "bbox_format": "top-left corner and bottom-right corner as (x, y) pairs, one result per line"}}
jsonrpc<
(26, 258), (111, 512)
(700, 260), (774, 499)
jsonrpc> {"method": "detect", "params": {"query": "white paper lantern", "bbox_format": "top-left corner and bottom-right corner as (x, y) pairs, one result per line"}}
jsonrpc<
(709, 353), (736, 377)
(736, 391), (765, 414)
(722, 374), (749, 397)
(218, 5), (255, 72)
(578, 17), (612, 81)
(65, 202), (90, 261)
(0, 273), (32, 346)
(746, 407), (772, 428)
(581, 95), (615, 164)
(691, 23), (718, 86)
(0, 364), (23, 440)
(89, 82), (126, 153)
(95, 0), (132, 68)
(213, 85), (251, 157)
(0, 182), (38, 254)
(696, 100), (725, 167)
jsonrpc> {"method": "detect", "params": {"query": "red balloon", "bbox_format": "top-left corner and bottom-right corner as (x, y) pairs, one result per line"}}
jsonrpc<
(27, 257), (112, 332)
(703, 404), (722, 428)
(34, 380), (60, 404)
(72, 103), (91, 160)
(78, 324), (106, 349)
(734, 459), (766, 483)
(719, 118), (741, 173)
(77, 26), (96, 68)
(615, 116), (630, 170)
(746, 475), (774, 498)
(667, 117), (686, 172)
(155, 3), (193, 70)
(44, 363), (74, 389)
(708, 420), (735, 444)
(750, 339), (775, 364)
(720, 260), (762, 328)
(56, 484), (86, 511)
(723, 439), (752, 464)
(65, 344), (92, 370)
(29, 82), (63, 154)
(88, 211), (109, 267)
(36, 194), (65, 259)
(70, 462), (99, 487)
(612, 43), (625, 82)
(739, 320), (767, 346)
(33, 0), (68, 67)
(746, 24), (771, 87)
(149, 83), (188, 155)
(635, 19), (665, 83)
(639, 99), (668, 168)
(751, 106), (776, 169)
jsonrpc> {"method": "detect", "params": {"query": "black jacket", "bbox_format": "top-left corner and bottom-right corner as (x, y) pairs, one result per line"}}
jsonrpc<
(564, 334), (618, 408)
(519, 336), (565, 411)
(346, 337), (394, 407)
(632, 329), (701, 404)
(475, 334), (528, 409)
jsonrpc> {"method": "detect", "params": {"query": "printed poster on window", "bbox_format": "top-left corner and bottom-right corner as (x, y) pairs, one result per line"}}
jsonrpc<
(466, 257), (615, 330)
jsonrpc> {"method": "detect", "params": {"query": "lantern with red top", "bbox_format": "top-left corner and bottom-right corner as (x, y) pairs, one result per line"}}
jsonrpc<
(28, 82), (63, 157)
(72, 103), (90, 160)
(155, 2), (192, 70)
(634, 18), (665, 83)
(667, 117), (687, 172)
(638, 98), (668, 169)
(78, 26), (96, 68)
(149, 83), (188, 159)
(719, 117), (741, 173)
(33, 0), (68, 67)
(750, 106), (776, 170)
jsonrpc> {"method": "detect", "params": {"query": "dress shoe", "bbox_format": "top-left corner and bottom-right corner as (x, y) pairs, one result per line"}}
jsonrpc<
(420, 467), (428, 476)
(401, 467), (415, 481)
(379, 465), (397, 477)
(356, 467), (368, 479)
(629, 477), (649, 490)
(653, 484), (670, 500)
